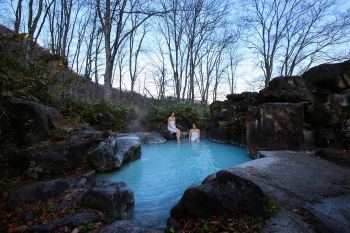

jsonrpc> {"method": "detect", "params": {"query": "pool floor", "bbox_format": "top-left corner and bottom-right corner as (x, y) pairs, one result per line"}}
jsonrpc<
(101, 139), (251, 227)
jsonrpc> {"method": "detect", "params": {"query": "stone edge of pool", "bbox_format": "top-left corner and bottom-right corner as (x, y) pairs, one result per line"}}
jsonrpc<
(96, 133), (350, 232)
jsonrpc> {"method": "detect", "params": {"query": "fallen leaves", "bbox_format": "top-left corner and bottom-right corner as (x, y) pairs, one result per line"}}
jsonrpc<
(178, 215), (265, 233)
(7, 225), (28, 233)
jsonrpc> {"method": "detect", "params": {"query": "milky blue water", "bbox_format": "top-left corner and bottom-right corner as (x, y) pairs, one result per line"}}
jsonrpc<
(101, 139), (250, 227)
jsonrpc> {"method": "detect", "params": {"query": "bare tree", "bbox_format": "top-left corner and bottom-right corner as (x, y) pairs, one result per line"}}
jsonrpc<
(184, 0), (228, 102)
(24, 0), (54, 67)
(128, 1), (148, 95)
(279, 0), (350, 76)
(93, 29), (103, 98)
(158, 0), (187, 101)
(245, 0), (350, 87)
(71, 8), (90, 73)
(116, 42), (128, 98)
(245, 0), (289, 87)
(150, 42), (168, 100)
(96, 0), (157, 100)
(14, 0), (23, 33)
(47, 0), (81, 57)
(84, 8), (98, 79)
(227, 46), (240, 94)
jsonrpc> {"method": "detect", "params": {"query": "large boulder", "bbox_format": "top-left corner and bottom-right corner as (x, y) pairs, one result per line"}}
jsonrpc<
(209, 100), (237, 121)
(98, 220), (163, 233)
(207, 100), (237, 142)
(88, 135), (141, 172)
(316, 148), (350, 168)
(209, 101), (224, 119)
(302, 59), (350, 92)
(260, 76), (314, 103)
(8, 177), (80, 208)
(246, 103), (304, 156)
(69, 127), (102, 140)
(168, 170), (268, 230)
(6, 97), (61, 144)
(207, 93), (259, 144)
(143, 132), (166, 144)
(226, 92), (259, 103)
(81, 179), (134, 219)
(305, 97), (349, 148)
(26, 140), (89, 177)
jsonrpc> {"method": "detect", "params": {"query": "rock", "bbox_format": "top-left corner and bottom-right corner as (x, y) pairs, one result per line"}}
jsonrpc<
(168, 170), (268, 228)
(28, 224), (54, 232)
(29, 212), (99, 232)
(208, 93), (259, 144)
(82, 170), (96, 180)
(8, 177), (79, 208)
(51, 212), (100, 228)
(263, 209), (315, 233)
(205, 119), (228, 142)
(88, 135), (141, 173)
(22, 211), (37, 222)
(246, 103), (304, 156)
(81, 179), (134, 219)
(180, 131), (188, 138)
(260, 76), (314, 103)
(6, 96), (61, 144)
(316, 148), (350, 168)
(232, 151), (350, 232)
(98, 220), (164, 233)
(304, 193), (350, 233)
(70, 127), (101, 140)
(210, 101), (224, 119)
(209, 100), (237, 121)
(226, 92), (259, 102)
(26, 140), (89, 176)
(56, 179), (89, 209)
(143, 132), (166, 144)
(302, 59), (350, 92)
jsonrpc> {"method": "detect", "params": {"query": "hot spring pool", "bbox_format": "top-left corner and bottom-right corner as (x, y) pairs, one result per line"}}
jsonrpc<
(100, 139), (251, 227)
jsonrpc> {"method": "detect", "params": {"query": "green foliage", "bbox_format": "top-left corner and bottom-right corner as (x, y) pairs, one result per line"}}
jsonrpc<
(143, 103), (208, 130)
(25, 161), (44, 180)
(81, 101), (134, 130)
(46, 96), (135, 131)
(266, 198), (279, 216)
(0, 66), (49, 101)
(46, 200), (58, 212)
(143, 105), (170, 124)
(78, 222), (96, 231)
(48, 96), (87, 119)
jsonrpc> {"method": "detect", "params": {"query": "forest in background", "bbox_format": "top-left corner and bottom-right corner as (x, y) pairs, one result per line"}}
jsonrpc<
(0, 0), (349, 104)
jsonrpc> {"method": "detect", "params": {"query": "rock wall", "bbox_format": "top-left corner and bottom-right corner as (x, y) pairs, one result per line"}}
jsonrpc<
(246, 103), (304, 155)
(208, 60), (350, 156)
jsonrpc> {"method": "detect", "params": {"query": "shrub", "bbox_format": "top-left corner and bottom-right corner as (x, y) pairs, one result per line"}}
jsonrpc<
(143, 102), (208, 130)
(173, 103), (200, 128)
(81, 101), (134, 131)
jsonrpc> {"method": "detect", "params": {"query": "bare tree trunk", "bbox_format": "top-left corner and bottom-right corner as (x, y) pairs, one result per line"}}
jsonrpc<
(96, 0), (157, 100)
(94, 31), (102, 99)
(25, 0), (44, 68)
(14, 0), (23, 33)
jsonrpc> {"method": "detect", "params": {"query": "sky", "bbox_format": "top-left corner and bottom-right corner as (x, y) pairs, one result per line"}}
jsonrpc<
(0, 0), (349, 102)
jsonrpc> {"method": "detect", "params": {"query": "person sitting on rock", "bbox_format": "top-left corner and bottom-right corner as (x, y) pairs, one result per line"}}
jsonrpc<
(189, 122), (200, 143)
(167, 111), (181, 143)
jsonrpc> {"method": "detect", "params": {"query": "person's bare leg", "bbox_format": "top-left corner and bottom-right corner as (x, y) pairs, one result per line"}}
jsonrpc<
(176, 130), (180, 143)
